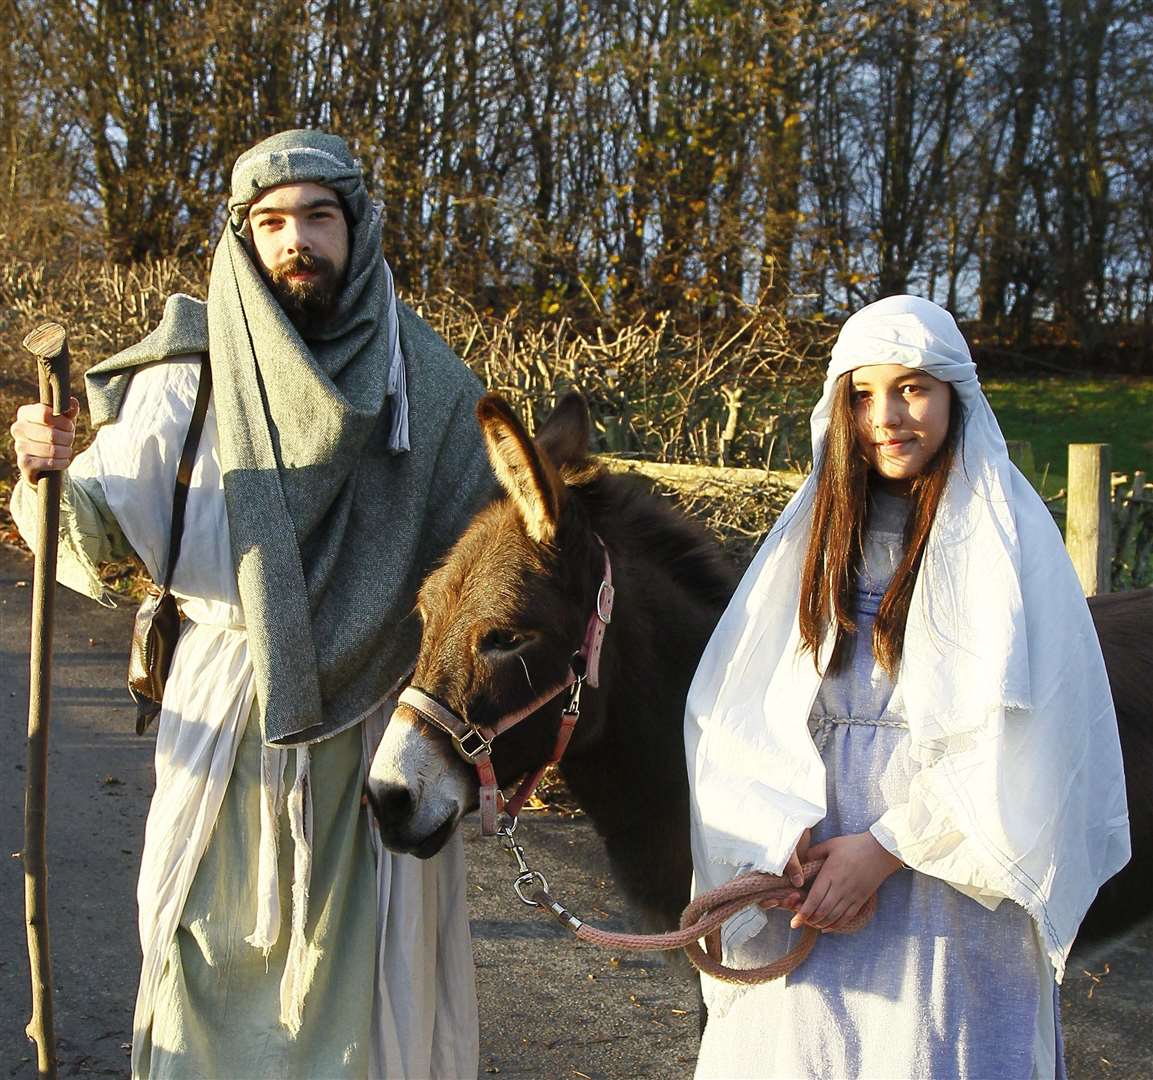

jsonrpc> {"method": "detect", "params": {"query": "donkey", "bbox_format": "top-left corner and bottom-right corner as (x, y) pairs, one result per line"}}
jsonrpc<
(368, 391), (735, 930)
(369, 391), (1151, 944)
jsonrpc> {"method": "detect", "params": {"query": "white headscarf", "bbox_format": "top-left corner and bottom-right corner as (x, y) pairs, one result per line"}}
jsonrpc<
(685, 295), (1129, 980)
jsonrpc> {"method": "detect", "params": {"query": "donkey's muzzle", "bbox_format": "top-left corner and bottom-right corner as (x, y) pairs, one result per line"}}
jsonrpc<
(367, 780), (459, 858)
(368, 781), (414, 825)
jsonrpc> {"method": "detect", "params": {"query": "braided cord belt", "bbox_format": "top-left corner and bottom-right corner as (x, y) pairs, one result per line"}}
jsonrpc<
(507, 833), (876, 984)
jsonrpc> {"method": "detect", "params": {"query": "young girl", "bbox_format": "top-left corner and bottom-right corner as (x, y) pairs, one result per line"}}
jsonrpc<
(685, 295), (1129, 1079)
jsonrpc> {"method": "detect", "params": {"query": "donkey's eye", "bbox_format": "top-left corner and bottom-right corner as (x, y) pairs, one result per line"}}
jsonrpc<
(480, 629), (528, 653)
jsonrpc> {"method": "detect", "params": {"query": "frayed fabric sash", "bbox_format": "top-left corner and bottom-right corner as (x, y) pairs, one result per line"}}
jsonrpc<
(245, 744), (315, 1035)
(247, 745), (288, 952)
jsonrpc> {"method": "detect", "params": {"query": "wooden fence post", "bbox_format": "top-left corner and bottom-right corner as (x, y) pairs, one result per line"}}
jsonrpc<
(1004, 439), (1035, 483)
(1066, 443), (1112, 596)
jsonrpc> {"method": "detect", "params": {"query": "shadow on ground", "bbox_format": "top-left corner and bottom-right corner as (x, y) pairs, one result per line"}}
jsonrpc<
(1, 545), (1147, 1078)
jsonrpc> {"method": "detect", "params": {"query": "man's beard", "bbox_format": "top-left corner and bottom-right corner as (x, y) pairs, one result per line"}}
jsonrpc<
(265, 252), (344, 335)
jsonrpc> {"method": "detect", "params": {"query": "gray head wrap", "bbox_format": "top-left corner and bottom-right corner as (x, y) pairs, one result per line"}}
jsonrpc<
(228, 129), (370, 229)
(87, 129), (492, 744)
(222, 128), (409, 452)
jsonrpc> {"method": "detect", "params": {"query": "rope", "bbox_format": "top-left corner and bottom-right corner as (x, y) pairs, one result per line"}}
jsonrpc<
(532, 859), (875, 985)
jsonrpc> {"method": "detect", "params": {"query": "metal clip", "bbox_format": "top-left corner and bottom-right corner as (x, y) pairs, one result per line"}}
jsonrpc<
(501, 829), (529, 874)
(514, 870), (549, 906)
(498, 816), (519, 838)
(500, 822), (549, 906)
(564, 675), (585, 717)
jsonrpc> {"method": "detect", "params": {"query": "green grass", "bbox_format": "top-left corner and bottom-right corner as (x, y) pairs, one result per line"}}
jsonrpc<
(982, 375), (1153, 496)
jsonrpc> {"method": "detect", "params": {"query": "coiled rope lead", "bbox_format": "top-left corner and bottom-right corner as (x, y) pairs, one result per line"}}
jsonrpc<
(529, 859), (876, 985)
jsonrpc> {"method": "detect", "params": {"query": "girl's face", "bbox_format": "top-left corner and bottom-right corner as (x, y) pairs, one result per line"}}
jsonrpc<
(850, 365), (952, 489)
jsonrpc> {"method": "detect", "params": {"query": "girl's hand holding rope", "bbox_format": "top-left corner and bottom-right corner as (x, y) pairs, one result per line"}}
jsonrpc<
(791, 832), (904, 932)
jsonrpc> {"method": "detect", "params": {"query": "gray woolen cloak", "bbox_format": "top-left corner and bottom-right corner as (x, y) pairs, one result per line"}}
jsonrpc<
(86, 131), (494, 744)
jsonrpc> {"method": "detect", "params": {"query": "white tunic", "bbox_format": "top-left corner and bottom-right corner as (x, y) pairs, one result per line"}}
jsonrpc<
(14, 357), (479, 1078)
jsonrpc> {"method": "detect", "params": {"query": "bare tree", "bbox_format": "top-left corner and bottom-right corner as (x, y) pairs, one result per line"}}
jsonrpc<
(1, 0), (1150, 344)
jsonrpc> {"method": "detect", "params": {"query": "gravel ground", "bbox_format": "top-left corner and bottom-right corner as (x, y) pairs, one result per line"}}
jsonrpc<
(1, 543), (1148, 1078)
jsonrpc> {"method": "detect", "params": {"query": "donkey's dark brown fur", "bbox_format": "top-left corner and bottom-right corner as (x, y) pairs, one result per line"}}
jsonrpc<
(1077, 587), (1153, 943)
(377, 391), (734, 929)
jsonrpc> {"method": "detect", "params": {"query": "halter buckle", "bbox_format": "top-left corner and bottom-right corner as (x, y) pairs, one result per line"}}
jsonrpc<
(455, 726), (493, 762)
(596, 580), (614, 623)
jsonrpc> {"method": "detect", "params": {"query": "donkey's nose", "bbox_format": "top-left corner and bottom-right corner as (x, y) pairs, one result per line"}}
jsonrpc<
(369, 781), (415, 824)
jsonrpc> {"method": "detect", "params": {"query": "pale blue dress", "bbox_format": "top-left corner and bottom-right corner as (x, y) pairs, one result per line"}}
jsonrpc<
(695, 492), (1063, 1080)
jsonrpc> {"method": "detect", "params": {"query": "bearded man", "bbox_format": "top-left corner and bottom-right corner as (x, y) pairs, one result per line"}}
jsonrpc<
(9, 130), (491, 1077)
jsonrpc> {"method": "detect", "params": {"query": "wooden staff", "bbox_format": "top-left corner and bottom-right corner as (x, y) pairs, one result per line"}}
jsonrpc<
(22, 321), (69, 1079)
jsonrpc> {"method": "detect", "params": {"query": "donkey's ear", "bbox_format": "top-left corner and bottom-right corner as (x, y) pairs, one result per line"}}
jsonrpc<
(535, 391), (591, 470)
(477, 394), (562, 544)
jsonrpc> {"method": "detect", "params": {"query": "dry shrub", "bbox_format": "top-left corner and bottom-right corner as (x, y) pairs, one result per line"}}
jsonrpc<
(409, 289), (831, 470)
(674, 482), (796, 569)
(0, 257), (206, 377)
(1, 256), (821, 585)
(1, 255), (830, 473)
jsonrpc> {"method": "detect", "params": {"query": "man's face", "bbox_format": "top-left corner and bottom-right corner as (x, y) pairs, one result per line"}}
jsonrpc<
(248, 182), (350, 328)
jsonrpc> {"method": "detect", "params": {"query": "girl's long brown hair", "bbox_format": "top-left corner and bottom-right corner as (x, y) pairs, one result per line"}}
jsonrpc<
(798, 372), (963, 678)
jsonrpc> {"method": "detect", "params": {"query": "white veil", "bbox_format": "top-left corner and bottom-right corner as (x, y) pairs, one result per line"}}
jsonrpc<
(684, 295), (1129, 980)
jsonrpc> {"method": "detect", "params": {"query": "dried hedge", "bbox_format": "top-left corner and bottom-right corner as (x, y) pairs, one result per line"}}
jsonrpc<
(5, 258), (1146, 587)
(1, 257), (826, 569)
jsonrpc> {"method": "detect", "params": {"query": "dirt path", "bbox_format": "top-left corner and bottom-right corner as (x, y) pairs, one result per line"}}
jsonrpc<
(1, 543), (1148, 1078)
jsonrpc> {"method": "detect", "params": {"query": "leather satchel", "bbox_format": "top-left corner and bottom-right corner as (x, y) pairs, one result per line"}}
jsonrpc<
(128, 356), (212, 734)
